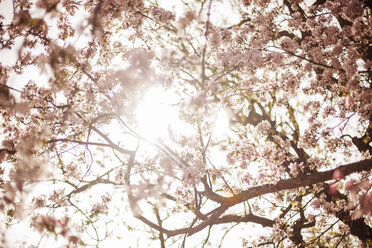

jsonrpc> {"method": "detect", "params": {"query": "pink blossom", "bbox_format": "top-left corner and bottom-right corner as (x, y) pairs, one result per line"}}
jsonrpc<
(256, 120), (271, 133)
(329, 183), (338, 195)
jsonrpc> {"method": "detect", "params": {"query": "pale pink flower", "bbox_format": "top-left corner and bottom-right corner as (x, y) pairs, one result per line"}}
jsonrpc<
(257, 120), (271, 133)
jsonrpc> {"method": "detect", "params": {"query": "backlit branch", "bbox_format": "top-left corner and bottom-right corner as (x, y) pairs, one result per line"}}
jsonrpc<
(222, 159), (372, 206)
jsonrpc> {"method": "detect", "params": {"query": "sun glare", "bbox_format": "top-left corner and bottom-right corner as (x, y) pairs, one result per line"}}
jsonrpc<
(213, 108), (230, 137)
(136, 87), (179, 141)
(136, 87), (232, 142)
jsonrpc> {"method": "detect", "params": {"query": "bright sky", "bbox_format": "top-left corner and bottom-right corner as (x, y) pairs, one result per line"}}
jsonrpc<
(135, 86), (182, 141)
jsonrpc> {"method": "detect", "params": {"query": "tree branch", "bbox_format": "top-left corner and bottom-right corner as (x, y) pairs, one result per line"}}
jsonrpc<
(48, 138), (133, 155)
(222, 159), (372, 206)
(212, 214), (274, 227)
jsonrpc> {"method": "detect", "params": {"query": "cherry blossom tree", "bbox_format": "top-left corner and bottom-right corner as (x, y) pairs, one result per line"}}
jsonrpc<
(0, 0), (371, 247)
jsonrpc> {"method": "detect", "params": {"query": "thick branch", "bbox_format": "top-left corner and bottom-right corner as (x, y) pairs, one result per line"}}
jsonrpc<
(0, 148), (16, 155)
(212, 214), (274, 227)
(221, 159), (372, 206)
(134, 159), (371, 238)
